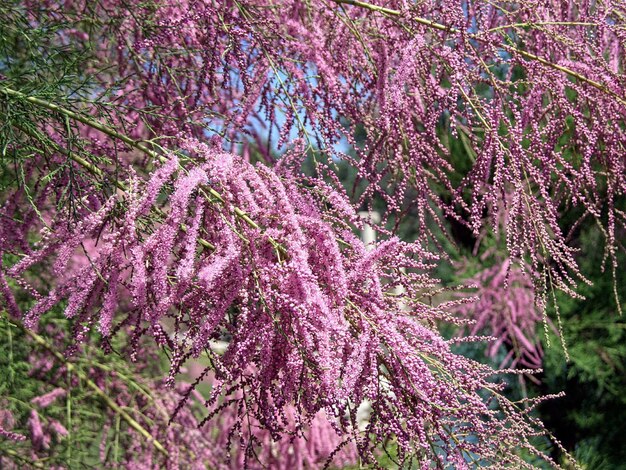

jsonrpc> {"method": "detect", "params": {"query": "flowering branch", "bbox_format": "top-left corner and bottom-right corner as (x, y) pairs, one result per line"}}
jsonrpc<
(332, 0), (626, 106)
(0, 85), (282, 253)
(1, 0), (624, 466)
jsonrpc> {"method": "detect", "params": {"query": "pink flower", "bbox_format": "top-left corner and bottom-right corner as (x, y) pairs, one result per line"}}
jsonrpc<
(31, 388), (67, 408)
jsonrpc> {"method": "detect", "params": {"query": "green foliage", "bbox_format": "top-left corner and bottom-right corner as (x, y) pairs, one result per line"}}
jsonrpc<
(538, 225), (626, 469)
(0, 2), (95, 93)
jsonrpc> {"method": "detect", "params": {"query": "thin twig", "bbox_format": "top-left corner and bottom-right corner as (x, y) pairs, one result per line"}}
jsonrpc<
(11, 122), (216, 251)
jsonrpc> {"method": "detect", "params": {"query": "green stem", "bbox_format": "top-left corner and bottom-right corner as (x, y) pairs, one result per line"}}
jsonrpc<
(13, 122), (217, 252)
(0, 447), (46, 469)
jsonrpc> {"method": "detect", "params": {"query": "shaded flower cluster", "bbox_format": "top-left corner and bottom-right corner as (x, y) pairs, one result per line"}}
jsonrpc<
(455, 259), (548, 370)
(0, 322), (358, 469)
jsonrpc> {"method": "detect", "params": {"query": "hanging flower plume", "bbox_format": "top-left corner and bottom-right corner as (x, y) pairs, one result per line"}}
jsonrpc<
(1, 0), (624, 466)
(7, 0), (623, 302)
(3, 139), (560, 466)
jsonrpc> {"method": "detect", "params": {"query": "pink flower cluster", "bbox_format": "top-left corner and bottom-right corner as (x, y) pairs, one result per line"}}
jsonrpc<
(2, 0), (623, 466)
(2, 143), (561, 466)
(3, 324), (358, 469)
(0, 410), (25, 443)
